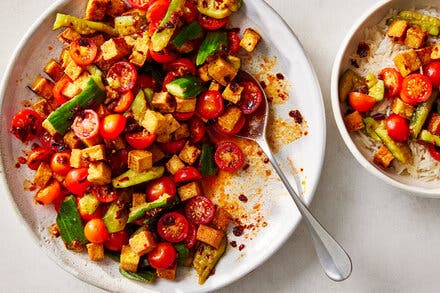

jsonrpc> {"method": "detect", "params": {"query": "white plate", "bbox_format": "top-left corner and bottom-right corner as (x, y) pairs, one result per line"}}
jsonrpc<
(0, 0), (325, 291)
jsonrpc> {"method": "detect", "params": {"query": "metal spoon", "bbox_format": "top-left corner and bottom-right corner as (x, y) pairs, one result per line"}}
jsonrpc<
(234, 70), (352, 282)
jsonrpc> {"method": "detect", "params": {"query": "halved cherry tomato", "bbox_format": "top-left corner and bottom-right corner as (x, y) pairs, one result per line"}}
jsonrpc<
(424, 61), (440, 88)
(125, 131), (156, 149)
(146, 176), (176, 202)
(400, 74), (433, 106)
(92, 185), (120, 203)
(133, 74), (157, 94)
(84, 218), (109, 244)
(104, 231), (129, 252)
(10, 109), (43, 143)
(113, 90), (134, 113)
(39, 131), (68, 153)
(164, 58), (196, 76)
(348, 92), (376, 112)
(199, 14), (228, 30)
(34, 179), (61, 205)
(214, 112), (246, 135)
(386, 114), (409, 142)
(100, 114), (126, 140)
(184, 196), (215, 225)
(197, 90), (224, 120)
(173, 111), (195, 121)
(227, 30), (240, 55)
(174, 166), (202, 183)
(162, 71), (179, 91)
(72, 109), (100, 140)
(52, 76), (72, 105)
(151, 48), (178, 64)
(183, 1), (199, 23)
(107, 61), (138, 93)
(127, 0), (154, 10)
(64, 168), (90, 195)
(69, 37), (98, 66)
(159, 139), (186, 154)
(148, 242), (177, 270)
(184, 222), (197, 249)
(50, 152), (71, 176)
(190, 116), (206, 143)
(428, 144), (440, 162)
(146, 0), (170, 23)
(27, 147), (53, 170)
(214, 141), (244, 172)
(379, 68), (403, 98)
(157, 212), (189, 243)
(237, 81), (263, 114)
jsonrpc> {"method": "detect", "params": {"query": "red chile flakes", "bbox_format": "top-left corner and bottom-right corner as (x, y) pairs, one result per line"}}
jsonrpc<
(276, 73), (285, 80)
(238, 244), (245, 251)
(289, 110), (303, 124)
(233, 225), (245, 237)
(230, 241), (237, 248)
(238, 194), (248, 203)
(357, 41), (370, 58)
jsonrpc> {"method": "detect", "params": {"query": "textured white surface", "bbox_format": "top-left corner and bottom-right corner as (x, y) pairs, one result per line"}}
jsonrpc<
(1, 0), (440, 292)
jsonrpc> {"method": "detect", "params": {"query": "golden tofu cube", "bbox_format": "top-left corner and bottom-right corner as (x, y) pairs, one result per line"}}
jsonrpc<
(86, 0), (109, 20)
(166, 155), (185, 175)
(387, 20), (408, 42)
(211, 207), (232, 231)
(344, 111), (364, 132)
(196, 225), (224, 249)
(391, 98), (415, 120)
(33, 162), (52, 188)
(132, 193), (146, 207)
(129, 51), (148, 67)
(120, 245), (140, 272)
(178, 182), (202, 201)
(179, 142), (201, 165)
(198, 63), (212, 82)
(222, 82), (243, 104)
(62, 81), (81, 99)
(31, 75), (54, 99)
(240, 28), (261, 52)
(86, 243), (105, 261)
(157, 263), (177, 280)
(209, 81), (221, 92)
(64, 61), (84, 80)
(32, 99), (52, 119)
(60, 48), (73, 68)
(107, 0), (129, 17)
(173, 124), (190, 140)
(415, 46), (433, 65)
(128, 150), (153, 172)
(373, 145), (394, 168)
(57, 28), (81, 47)
(101, 38), (132, 62)
(217, 106), (243, 132)
(70, 149), (86, 168)
(82, 145), (106, 161)
(74, 71), (92, 90)
(149, 144), (165, 163)
(87, 162), (111, 185)
(44, 59), (65, 82)
(141, 110), (165, 134)
(129, 231), (157, 256)
(394, 49), (422, 77)
(404, 25), (427, 49)
(208, 57), (238, 86)
(64, 131), (83, 150)
(152, 92), (176, 113)
(432, 44), (440, 60)
(175, 97), (197, 113)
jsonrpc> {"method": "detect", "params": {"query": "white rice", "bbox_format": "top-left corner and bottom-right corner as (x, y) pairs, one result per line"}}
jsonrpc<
(351, 8), (440, 182)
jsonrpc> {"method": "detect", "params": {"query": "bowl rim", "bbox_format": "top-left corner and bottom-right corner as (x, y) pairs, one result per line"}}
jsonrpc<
(0, 0), (326, 291)
(331, 0), (440, 197)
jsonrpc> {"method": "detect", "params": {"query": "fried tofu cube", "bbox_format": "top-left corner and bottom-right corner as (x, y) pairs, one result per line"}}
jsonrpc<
(240, 28), (261, 52)
(87, 162), (111, 185)
(62, 81), (81, 98)
(428, 113), (440, 136)
(404, 25), (428, 49)
(64, 61), (84, 80)
(107, 0), (129, 17)
(130, 34), (150, 67)
(432, 44), (440, 60)
(86, 243), (105, 261)
(217, 106), (243, 132)
(208, 57), (238, 86)
(178, 182), (202, 201)
(196, 225), (224, 249)
(179, 142), (201, 165)
(105, 136), (127, 150)
(166, 155), (185, 175)
(209, 81), (221, 92)
(198, 63), (212, 82)
(132, 193), (146, 207)
(387, 20), (408, 42)
(129, 51), (148, 67)
(86, 0), (109, 20)
(175, 97), (196, 113)
(60, 48), (73, 68)
(149, 144), (165, 163)
(82, 145), (106, 161)
(74, 71), (92, 90)
(415, 46), (433, 65)
(101, 38), (132, 62)
(344, 111), (364, 132)
(156, 114), (180, 143)
(211, 207), (232, 231)
(373, 145), (394, 168)
(70, 149), (86, 168)
(222, 82), (243, 104)
(57, 28), (81, 47)
(44, 59), (65, 82)
(128, 150), (153, 172)
(120, 245), (139, 272)
(94, 51), (114, 71)
(90, 34), (105, 48)
(226, 55), (241, 71)
(33, 162), (52, 188)
(31, 75), (54, 99)
(32, 99), (52, 119)
(129, 231), (157, 256)
(173, 124), (190, 140)
(141, 110), (165, 134)
(157, 263), (177, 280)
(391, 98), (415, 120)
(152, 92), (176, 113)
(64, 131), (83, 149)
(394, 49), (422, 77)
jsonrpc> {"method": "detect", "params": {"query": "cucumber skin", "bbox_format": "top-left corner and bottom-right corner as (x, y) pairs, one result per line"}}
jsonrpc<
(127, 194), (170, 224)
(166, 77), (204, 98)
(56, 196), (87, 250)
(112, 166), (165, 189)
(375, 122), (412, 163)
(420, 130), (440, 147)
(103, 202), (128, 233)
(410, 91), (438, 139)
(172, 22), (203, 48)
(196, 31), (228, 66)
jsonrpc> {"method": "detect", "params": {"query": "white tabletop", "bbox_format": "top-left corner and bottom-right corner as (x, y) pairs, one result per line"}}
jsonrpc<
(2, 0), (440, 292)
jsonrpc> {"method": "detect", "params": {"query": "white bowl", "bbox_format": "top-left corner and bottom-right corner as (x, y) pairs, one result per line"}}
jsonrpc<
(0, 0), (325, 292)
(331, 0), (440, 196)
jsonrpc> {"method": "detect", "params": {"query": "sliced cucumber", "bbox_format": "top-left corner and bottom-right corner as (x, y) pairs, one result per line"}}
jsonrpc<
(375, 121), (412, 163)
(112, 166), (165, 188)
(172, 22), (203, 48)
(419, 130), (440, 147)
(56, 196), (87, 251)
(410, 91), (438, 139)
(196, 31), (228, 66)
(363, 117), (381, 142)
(127, 194), (170, 224)
(166, 77), (204, 98)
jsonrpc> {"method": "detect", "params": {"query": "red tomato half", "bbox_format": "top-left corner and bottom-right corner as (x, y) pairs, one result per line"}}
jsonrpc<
(50, 152), (71, 176)
(64, 168), (91, 195)
(190, 116), (206, 143)
(104, 231), (129, 252)
(107, 62), (137, 93)
(100, 114), (126, 140)
(227, 30), (240, 55)
(125, 131), (156, 149)
(159, 139), (186, 154)
(128, 0), (154, 9)
(112, 91), (134, 113)
(424, 61), (440, 88)
(52, 76), (72, 105)
(214, 112), (246, 135)
(157, 212), (189, 243)
(34, 179), (61, 205)
(173, 111), (195, 121)
(148, 242), (177, 270)
(386, 114), (409, 142)
(69, 37), (98, 66)
(174, 166), (202, 183)
(428, 144), (440, 162)
(400, 74), (433, 106)
(184, 222), (197, 249)
(10, 109), (43, 142)
(146, 176), (176, 202)
(348, 92), (376, 112)
(379, 68), (403, 98)
(163, 58), (196, 76)
(84, 218), (109, 244)
(214, 141), (244, 172)
(199, 14), (228, 30)
(184, 196), (215, 225)
(151, 48), (178, 64)
(146, 0), (170, 23)
(134, 74), (157, 94)
(72, 109), (100, 140)
(108, 149), (129, 176)
(197, 90), (224, 120)
(183, 1), (199, 23)
(92, 185), (120, 203)
(237, 81), (263, 114)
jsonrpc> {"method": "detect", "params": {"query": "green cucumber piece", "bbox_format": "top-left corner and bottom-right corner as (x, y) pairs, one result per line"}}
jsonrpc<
(103, 202), (128, 233)
(193, 237), (227, 284)
(420, 130), (440, 147)
(53, 13), (117, 36)
(409, 91), (438, 139)
(166, 76), (204, 98)
(119, 268), (156, 283)
(397, 10), (440, 36)
(127, 194), (170, 224)
(338, 69), (366, 103)
(197, 0), (242, 19)
(175, 244), (190, 262)
(363, 117), (381, 142)
(56, 196), (87, 251)
(365, 73), (378, 88)
(196, 31), (228, 66)
(369, 80), (385, 101)
(198, 144), (217, 175)
(172, 22), (203, 48)
(77, 193), (99, 216)
(375, 121), (412, 163)
(131, 90), (148, 123)
(115, 14), (145, 36)
(112, 166), (165, 188)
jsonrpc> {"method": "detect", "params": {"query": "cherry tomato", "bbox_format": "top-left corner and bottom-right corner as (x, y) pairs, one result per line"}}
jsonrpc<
(428, 144), (440, 162)
(214, 112), (246, 135)
(112, 91), (134, 113)
(50, 152), (71, 176)
(237, 81), (263, 114)
(157, 212), (189, 243)
(133, 74), (157, 94)
(53, 192), (67, 212)
(198, 14), (228, 30)
(197, 90), (224, 120)
(424, 61), (440, 88)
(190, 116), (206, 143)
(151, 48), (178, 64)
(108, 149), (129, 176)
(184, 196), (215, 225)
(227, 30), (240, 55)
(127, 0), (154, 10)
(34, 179), (61, 205)
(104, 231), (129, 252)
(84, 218), (109, 244)
(39, 131), (68, 153)
(174, 166), (202, 183)
(107, 61), (137, 93)
(125, 131), (156, 149)
(100, 114), (126, 140)
(163, 58), (196, 76)
(146, 0), (170, 23)
(148, 19), (161, 37)
(348, 92), (376, 112)
(214, 141), (244, 172)
(72, 109), (100, 140)
(27, 147), (52, 170)
(386, 114), (410, 142)
(148, 242), (177, 270)
(10, 109), (43, 142)
(146, 176), (176, 202)
(69, 37), (98, 67)
(173, 111), (195, 121)
(162, 71), (179, 91)
(159, 139), (186, 154)
(400, 74), (433, 106)
(184, 222), (197, 249)
(183, 1), (199, 23)
(92, 185), (120, 203)
(64, 168), (91, 195)
(379, 68), (403, 98)
(52, 76), (72, 105)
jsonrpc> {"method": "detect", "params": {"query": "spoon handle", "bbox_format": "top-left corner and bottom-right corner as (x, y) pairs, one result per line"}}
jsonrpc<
(257, 139), (352, 281)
